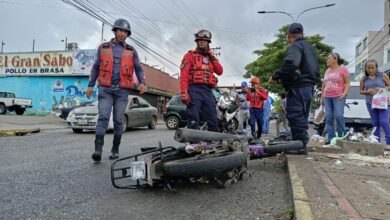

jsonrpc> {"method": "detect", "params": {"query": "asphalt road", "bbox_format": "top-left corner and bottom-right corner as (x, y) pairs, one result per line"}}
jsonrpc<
(0, 122), (293, 220)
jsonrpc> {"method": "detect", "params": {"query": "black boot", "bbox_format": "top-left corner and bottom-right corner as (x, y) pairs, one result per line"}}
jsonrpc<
(92, 135), (104, 162)
(109, 135), (121, 160)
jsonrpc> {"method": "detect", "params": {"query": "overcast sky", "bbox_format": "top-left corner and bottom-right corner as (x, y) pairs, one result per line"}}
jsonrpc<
(0, 0), (385, 85)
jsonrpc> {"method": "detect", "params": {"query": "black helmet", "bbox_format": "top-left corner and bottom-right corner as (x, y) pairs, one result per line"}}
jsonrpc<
(194, 29), (212, 43)
(112, 18), (131, 36)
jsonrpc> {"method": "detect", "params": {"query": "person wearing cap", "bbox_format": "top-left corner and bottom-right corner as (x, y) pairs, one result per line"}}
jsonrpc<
(236, 81), (250, 132)
(180, 29), (223, 131)
(243, 77), (268, 139)
(86, 18), (146, 162)
(269, 23), (320, 154)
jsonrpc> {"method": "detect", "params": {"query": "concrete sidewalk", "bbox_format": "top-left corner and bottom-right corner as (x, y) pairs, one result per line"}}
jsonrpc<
(287, 152), (390, 220)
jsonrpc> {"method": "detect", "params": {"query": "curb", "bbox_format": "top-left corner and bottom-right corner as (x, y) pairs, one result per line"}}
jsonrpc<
(0, 128), (41, 137)
(287, 156), (314, 220)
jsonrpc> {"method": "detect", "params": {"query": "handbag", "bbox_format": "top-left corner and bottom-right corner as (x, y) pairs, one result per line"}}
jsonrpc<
(313, 106), (325, 124)
(372, 89), (388, 110)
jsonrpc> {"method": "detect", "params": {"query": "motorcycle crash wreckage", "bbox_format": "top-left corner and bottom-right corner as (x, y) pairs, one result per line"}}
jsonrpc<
(111, 128), (303, 190)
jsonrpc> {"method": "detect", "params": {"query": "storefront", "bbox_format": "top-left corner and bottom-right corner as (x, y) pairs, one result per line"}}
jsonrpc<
(0, 50), (179, 116)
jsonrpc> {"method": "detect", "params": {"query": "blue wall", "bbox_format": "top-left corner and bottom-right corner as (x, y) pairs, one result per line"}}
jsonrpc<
(0, 76), (97, 114)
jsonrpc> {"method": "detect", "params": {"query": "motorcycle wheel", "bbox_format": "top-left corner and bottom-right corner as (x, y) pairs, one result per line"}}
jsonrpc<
(163, 151), (247, 178)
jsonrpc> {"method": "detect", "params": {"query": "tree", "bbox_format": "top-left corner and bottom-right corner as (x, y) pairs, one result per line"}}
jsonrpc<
(245, 25), (334, 94)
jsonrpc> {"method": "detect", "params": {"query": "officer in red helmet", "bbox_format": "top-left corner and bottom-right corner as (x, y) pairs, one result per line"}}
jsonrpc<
(244, 76), (268, 139)
(180, 30), (223, 131)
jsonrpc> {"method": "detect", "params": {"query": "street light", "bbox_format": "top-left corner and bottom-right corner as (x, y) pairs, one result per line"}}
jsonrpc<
(257, 3), (335, 22)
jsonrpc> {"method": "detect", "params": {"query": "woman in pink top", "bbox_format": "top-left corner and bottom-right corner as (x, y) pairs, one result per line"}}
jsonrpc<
(321, 53), (350, 143)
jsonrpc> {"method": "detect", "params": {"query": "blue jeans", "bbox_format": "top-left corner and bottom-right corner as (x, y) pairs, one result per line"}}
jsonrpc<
(262, 109), (270, 134)
(96, 86), (130, 136)
(324, 97), (346, 141)
(366, 103), (390, 145)
(249, 108), (264, 136)
(286, 86), (314, 147)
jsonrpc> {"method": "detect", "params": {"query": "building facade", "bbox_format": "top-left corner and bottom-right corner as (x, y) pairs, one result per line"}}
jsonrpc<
(0, 49), (179, 117)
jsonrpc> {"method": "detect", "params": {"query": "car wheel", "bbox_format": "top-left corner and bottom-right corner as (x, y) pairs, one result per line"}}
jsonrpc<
(0, 103), (7, 115)
(166, 116), (179, 130)
(123, 116), (128, 132)
(72, 128), (83, 133)
(148, 116), (156, 129)
(15, 108), (25, 115)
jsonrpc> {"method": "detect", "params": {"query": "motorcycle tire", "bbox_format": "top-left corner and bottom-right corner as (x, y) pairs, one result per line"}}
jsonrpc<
(163, 151), (247, 178)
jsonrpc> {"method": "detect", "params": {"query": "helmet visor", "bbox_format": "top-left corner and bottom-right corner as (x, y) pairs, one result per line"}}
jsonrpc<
(196, 30), (211, 38)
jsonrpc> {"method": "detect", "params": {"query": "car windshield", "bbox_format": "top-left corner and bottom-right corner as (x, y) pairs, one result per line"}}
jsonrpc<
(347, 86), (364, 99)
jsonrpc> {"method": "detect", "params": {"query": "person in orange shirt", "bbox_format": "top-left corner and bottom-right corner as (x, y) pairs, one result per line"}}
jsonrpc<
(243, 77), (268, 139)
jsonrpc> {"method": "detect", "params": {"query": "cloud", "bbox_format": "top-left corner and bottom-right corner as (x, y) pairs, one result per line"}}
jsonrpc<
(0, 0), (385, 85)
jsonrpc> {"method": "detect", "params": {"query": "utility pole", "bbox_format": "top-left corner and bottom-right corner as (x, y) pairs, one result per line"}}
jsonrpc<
(101, 22), (104, 43)
(32, 39), (35, 52)
(1, 41), (5, 53)
(61, 37), (67, 50)
(210, 47), (221, 57)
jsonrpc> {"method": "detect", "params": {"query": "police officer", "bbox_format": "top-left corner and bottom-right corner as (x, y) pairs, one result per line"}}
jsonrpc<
(244, 77), (268, 139)
(180, 30), (223, 131)
(86, 18), (146, 162)
(269, 23), (320, 154)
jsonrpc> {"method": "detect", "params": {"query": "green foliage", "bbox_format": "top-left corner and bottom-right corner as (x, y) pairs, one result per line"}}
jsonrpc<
(245, 25), (334, 94)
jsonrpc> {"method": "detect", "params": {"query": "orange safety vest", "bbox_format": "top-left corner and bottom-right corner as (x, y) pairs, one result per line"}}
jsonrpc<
(249, 92), (264, 109)
(188, 51), (217, 88)
(98, 42), (135, 89)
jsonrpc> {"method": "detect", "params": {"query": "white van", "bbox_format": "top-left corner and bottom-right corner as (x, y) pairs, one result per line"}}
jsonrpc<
(344, 81), (371, 128)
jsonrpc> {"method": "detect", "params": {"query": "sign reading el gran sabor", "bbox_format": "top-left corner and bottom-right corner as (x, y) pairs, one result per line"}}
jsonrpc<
(0, 50), (97, 76)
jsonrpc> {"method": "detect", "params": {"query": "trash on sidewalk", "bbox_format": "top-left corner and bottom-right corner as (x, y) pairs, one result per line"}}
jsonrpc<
(310, 134), (325, 143)
(334, 159), (344, 170)
(323, 153), (390, 166)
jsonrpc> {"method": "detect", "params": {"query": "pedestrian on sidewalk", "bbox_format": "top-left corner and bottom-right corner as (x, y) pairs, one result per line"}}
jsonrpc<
(236, 81), (250, 132)
(269, 23), (320, 154)
(87, 18), (146, 162)
(179, 29), (223, 131)
(244, 76), (268, 139)
(275, 93), (289, 136)
(262, 93), (274, 138)
(320, 52), (350, 143)
(360, 59), (390, 151)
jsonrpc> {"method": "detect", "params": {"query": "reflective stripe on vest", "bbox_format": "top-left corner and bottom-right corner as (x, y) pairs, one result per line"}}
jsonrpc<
(188, 52), (217, 88)
(98, 43), (135, 89)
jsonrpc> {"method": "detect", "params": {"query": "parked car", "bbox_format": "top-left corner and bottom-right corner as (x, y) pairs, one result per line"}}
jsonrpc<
(163, 95), (187, 130)
(59, 101), (94, 120)
(163, 89), (223, 130)
(0, 92), (33, 115)
(343, 82), (371, 129)
(66, 95), (157, 133)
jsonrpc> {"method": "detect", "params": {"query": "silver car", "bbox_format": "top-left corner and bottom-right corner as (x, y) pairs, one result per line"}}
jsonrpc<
(66, 95), (158, 133)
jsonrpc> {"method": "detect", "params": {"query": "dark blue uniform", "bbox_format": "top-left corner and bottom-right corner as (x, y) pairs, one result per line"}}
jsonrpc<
(272, 35), (320, 151)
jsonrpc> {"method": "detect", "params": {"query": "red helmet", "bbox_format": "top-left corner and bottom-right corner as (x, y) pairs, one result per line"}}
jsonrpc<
(249, 77), (260, 84)
(194, 29), (212, 43)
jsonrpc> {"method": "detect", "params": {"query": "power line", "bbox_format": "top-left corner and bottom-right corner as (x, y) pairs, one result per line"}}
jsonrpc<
(62, 0), (180, 72)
